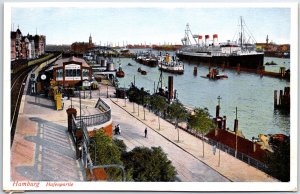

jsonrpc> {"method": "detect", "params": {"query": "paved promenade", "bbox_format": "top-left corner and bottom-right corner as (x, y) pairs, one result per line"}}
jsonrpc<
(11, 82), (276, 182)
(106, 95), (276, 182)
(11, 94), (85, 181)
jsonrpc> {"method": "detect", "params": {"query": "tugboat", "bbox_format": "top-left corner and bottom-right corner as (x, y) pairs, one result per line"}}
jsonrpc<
(116, 63), (125, 78)
(158, 54), (184, 74)
(201, 67), (228, 80)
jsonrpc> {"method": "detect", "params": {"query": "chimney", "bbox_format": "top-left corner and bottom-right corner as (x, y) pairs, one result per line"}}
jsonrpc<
(198, 35), (203, 47)
(213, 34), (218, 46)
(205, 35), (209, 47)
(222, 116), (226, 130)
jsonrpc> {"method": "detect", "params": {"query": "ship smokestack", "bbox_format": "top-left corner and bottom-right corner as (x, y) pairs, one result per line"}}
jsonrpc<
(213, 34), (218, 46)
(198, 35), (203, 47)
(205, 35), (209, 47)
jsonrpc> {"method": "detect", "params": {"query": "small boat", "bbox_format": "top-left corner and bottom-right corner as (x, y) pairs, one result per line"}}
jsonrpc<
(137, 67), (147, 75)
(120, 47), (129, 53)
(202, 67), (228, 80)
(128, 63), (133, 66)
(265, 61), (277, 66)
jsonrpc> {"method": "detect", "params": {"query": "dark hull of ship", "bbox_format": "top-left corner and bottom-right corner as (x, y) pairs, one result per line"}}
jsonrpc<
(158, 67), (184, 75)
(176, 52), (264, 70)
(135, 58), (158, 67)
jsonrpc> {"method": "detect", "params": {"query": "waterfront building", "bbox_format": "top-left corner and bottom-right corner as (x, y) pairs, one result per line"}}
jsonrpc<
(10, 28), (22, 60)
(10, 27), (46, 60)
(53, 56), (92, 87)
(71, 34), (94, 54)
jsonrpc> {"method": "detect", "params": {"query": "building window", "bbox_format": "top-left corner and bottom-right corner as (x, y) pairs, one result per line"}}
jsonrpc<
(82, 69), (89, 79)
(56, 69), (63, 81)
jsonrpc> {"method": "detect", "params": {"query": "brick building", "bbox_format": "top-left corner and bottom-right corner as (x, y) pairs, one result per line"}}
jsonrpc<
(11, 27), (46, 61)
(71, 34), (94, 53)
(53, 56), (92, 87)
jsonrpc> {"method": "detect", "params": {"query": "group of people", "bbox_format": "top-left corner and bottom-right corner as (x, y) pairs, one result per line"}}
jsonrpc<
(114, 124), (148, 138)
(114, 124), (121, 135)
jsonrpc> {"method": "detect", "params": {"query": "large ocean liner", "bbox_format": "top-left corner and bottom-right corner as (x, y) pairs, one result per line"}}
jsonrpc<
(176, 17), (264, 70)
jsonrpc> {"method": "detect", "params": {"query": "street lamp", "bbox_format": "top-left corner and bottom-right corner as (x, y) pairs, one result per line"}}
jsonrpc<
(218, 142), (221, 167)
(89, 81), (92, 99)
(107, 84), (109, 98)
(99, 84), (101, 98)
(132, 98), (135, 113)
(124, 96), (127, 107)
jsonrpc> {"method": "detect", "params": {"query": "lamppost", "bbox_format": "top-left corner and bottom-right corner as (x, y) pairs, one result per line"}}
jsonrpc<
(132, 96), (135, 113)
(234, 107), (238, 158)
(99, 84), (101, 98)
(124, 96), (127, 107)
(79, 89), (82, 129)
(218, 142), (221, 167)
(107, 84), (109, 98)
(89, 81), (92, 99)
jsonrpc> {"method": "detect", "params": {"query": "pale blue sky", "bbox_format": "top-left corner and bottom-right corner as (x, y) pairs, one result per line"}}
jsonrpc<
(11, 7), (291, 45)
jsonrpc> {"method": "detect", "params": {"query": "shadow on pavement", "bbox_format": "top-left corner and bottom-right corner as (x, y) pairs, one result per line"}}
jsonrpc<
(15, 117), (85, 181)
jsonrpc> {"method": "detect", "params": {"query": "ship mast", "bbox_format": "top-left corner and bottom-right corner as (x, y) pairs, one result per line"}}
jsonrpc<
(240, 16), (243, 47)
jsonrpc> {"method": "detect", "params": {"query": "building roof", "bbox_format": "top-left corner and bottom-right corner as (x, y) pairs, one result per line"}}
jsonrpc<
(206, 129), (268, 162)
(53, 56), (90, 68)
(11, 32), (17, 39)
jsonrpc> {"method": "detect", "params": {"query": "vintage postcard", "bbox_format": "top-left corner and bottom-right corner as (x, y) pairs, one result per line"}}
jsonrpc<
(3, 2), (298, 192)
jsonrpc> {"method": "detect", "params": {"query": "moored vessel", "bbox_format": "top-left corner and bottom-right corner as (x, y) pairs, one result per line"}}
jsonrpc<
(158, 54), (184, 74)
(176, 17), (264, 70)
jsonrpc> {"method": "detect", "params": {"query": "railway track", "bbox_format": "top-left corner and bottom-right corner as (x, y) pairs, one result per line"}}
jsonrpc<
(10, 53), (62, 146)
(10, 66), (34, 146)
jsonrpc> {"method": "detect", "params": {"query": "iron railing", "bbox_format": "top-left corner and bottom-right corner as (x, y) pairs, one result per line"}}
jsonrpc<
(74, 98), (111, 127)
(207, 137), (268, 173)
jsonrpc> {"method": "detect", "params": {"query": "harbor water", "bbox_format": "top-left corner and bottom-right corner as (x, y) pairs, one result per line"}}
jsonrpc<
(115, 55), (290, 140)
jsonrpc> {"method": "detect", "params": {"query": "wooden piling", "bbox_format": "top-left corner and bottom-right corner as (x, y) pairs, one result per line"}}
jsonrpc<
(279, 90), (283, 106)
(168, 76), (174, 102)
(237, 63), (240, 74)
(193, 66), (197, 76)
(280, 67), (285, 78)
(274, 90), (277, 108)
(234, 107), (238, 132)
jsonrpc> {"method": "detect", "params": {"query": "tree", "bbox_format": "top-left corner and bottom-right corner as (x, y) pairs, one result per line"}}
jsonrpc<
(188, 107), (216, 158)
(264, 138), (290, 182)
(113, 138), (127, 154)
(121, 146), (177, 181)
(143, 95), (151, 120)
(150, 95), (168, 130)
(167, 101), (188, 142)
(89, 130), (125, 181)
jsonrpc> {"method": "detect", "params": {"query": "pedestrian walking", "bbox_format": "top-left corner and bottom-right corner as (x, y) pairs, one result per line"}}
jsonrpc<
(144, 128), (147, 138)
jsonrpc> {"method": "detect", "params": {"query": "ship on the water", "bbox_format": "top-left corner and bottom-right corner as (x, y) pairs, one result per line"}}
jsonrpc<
(135, 50), (158, 67)
(158, 54), (184, 74)
(176, 17), (264, 70)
